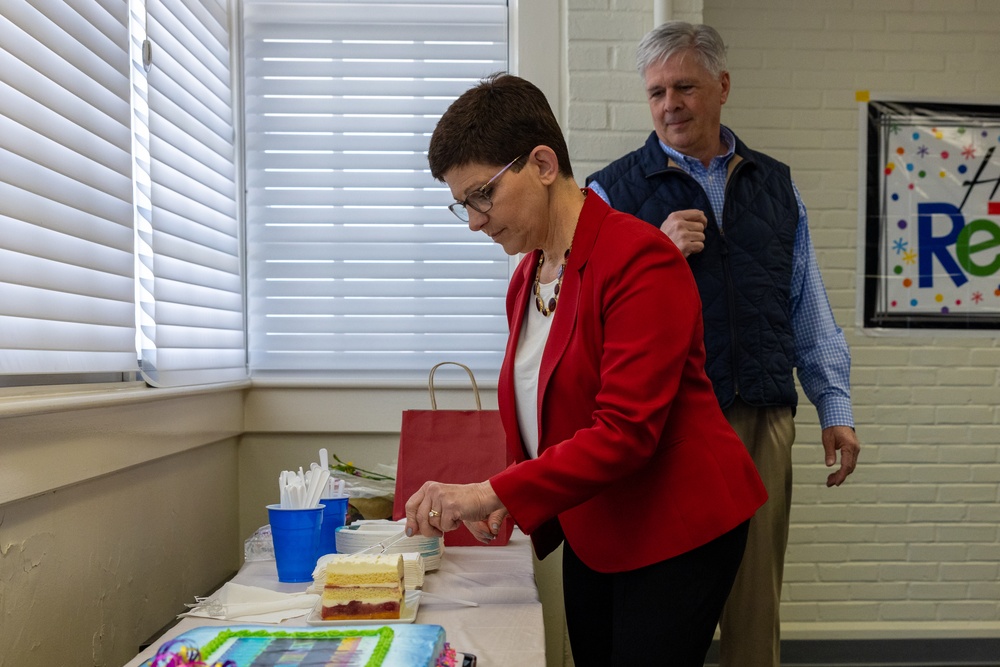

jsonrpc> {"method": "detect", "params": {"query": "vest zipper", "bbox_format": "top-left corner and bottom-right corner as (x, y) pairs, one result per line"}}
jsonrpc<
(717, 230), (741, 398)
(720, 159), (749, 398)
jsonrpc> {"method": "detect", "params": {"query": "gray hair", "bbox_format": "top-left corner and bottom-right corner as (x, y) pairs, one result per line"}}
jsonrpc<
(635, 21), (728, 78)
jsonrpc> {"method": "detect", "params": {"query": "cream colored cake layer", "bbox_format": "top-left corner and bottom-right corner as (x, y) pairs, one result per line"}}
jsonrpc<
(311, 552), (424, 592)
(322, 586), (402, 604)
(326, 554), (403, 586)
(324, 580), (399, 589)
(323, 553), (404, 586)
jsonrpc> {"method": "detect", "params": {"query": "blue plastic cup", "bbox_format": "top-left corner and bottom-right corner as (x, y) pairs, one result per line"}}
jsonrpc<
(267, 504), (325, 583)
(318, 495), (350, 556)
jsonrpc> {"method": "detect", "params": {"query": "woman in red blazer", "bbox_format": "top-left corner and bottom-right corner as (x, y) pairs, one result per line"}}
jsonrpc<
(405, 74), (767, 666)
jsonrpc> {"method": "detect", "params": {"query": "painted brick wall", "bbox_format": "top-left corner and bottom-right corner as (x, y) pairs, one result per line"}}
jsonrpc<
(565, 0), (1000, 637)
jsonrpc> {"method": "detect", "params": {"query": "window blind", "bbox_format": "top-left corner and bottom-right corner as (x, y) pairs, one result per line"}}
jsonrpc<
(244, 0), (510, 382)
(140, 0), (246, 386)
(0, 0), (137, 375)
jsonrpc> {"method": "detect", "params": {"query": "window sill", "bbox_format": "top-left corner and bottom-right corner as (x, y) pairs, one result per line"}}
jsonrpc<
(0, 379), (250, 419)
(0, 381), (248, 508)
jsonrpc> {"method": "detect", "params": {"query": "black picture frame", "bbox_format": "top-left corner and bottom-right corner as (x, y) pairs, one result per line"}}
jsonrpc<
(861, 99), (1000, 331)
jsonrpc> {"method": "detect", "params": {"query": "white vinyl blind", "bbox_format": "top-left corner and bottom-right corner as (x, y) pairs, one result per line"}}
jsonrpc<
(244, 0), (510, 381)
(0, 0), (138, 375)
(140, 0), (246, 385)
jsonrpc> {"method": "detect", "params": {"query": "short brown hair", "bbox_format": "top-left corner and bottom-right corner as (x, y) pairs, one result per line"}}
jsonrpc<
(428, 73), (572, 181)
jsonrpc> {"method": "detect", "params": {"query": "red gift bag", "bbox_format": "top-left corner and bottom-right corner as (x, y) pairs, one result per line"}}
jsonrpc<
(392, 362), (514, 547)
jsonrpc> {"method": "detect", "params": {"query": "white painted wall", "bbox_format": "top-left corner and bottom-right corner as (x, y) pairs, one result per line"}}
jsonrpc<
(0, 389), (244, 667)
(706, 0), (1000, 633)
(564, 0), (1000, 640)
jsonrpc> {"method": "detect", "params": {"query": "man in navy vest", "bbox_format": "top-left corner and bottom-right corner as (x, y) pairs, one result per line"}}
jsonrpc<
(587, 21), (860, 667)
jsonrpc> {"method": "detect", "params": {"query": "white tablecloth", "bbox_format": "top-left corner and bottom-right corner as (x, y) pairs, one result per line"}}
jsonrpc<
(122, 529), (545, 666)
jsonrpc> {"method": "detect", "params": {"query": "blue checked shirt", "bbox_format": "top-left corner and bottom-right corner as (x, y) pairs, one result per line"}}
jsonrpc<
(590, 127), (854, 429)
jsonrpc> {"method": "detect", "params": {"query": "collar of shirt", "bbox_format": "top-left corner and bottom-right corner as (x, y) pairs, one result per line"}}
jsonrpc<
(656, 126), (736, 225)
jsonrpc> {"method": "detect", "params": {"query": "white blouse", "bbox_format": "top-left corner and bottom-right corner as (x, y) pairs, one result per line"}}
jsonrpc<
(513, 277), (557, 460)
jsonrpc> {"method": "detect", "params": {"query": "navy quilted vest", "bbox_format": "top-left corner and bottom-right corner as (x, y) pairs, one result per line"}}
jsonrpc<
(587, 131), (799, 410)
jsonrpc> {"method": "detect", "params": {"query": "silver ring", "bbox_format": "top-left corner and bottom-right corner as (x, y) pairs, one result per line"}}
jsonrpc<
(428, 509), (440, 518)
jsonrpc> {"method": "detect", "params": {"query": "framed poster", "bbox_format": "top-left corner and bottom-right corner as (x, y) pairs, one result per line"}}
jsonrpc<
(859, 98), (1000, 331)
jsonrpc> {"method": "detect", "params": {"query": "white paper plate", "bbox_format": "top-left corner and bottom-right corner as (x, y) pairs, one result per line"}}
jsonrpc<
(335, 525), (443, 572)
(306, 590), (419, 626)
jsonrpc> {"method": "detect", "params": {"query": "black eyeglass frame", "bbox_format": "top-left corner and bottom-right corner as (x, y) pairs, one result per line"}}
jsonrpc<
(448, 155), (524, 222)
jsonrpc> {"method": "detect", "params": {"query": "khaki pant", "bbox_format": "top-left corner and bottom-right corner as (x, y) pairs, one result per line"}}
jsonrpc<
(718, 399), (795, 667)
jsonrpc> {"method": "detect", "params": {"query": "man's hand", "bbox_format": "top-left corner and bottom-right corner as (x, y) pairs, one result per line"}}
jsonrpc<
(660, 209), (708, 257)
(822, 425), (860, 487)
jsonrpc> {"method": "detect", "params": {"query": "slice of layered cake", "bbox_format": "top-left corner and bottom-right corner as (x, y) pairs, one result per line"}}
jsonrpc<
(321, 553), (404, 621)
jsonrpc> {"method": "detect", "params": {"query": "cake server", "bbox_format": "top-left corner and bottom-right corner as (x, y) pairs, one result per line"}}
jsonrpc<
(357, 530), (409, 554)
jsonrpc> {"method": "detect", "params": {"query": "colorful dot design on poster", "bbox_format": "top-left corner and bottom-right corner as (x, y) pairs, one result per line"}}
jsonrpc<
(883, 123), (1000, 315)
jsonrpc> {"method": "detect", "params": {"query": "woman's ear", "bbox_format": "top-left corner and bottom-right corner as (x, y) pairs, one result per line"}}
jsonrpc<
(528, 146), (560, 185)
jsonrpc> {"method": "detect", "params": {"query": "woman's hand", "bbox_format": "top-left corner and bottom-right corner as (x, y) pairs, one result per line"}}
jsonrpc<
(404, 480), (505, 538)
(464, 508), (510, 544)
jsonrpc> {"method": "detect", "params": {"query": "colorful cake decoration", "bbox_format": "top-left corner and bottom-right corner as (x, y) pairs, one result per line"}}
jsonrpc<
(142, 624), (453, 667)
(142, 637), (236, 667)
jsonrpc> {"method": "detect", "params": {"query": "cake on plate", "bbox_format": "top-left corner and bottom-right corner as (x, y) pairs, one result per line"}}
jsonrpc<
(321, 553), (404, 621)
(143, 624), (456, 667)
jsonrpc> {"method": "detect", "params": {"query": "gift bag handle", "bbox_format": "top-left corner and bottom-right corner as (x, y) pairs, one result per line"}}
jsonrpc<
(428, 361), (482, 410)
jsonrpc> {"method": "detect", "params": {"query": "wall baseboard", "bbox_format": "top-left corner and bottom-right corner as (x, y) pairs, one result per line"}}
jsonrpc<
(703, 638), (1000, 666)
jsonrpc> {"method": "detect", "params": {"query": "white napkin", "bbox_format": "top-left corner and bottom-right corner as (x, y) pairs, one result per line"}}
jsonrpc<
(179, 582), (318, 624)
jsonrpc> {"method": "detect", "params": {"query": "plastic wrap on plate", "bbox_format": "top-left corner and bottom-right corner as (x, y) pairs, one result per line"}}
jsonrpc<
(243, 524), (274, 562)
(329, 462), (397, 522)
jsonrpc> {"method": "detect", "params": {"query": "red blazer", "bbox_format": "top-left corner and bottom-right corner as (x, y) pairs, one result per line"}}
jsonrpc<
(489, 191), (767, 573)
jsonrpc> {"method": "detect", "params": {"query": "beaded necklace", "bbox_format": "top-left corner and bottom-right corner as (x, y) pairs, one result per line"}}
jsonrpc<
(533, 248), (571, 317)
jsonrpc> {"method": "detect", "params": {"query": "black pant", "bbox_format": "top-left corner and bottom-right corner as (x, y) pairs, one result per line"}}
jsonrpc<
(563, 520), (750, 667)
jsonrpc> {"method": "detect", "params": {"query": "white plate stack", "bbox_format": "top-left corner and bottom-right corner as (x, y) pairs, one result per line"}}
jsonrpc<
(334, 520), (444, 572)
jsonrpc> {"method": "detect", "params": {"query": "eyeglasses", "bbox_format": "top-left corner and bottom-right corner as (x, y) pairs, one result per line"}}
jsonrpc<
(448, 155), (523, 222)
